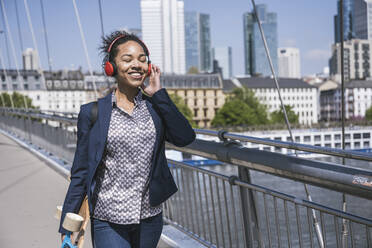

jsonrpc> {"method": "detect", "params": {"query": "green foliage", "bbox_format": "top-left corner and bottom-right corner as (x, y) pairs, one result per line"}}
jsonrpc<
(366, 106), (372, 121)
(270, 105), (299, 124)
(187, 66), (199, 74)
(0, 92), (36, 109)
(169, 93), (197, 128)
(211, 86), (269, 127)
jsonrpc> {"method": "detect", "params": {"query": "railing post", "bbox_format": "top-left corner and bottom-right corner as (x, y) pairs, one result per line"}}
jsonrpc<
(238, 166), (262, 248)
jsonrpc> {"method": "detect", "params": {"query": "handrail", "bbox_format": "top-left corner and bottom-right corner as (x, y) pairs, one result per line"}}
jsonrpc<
(195, 129), (372, 162)
(1, 108), (372, 160)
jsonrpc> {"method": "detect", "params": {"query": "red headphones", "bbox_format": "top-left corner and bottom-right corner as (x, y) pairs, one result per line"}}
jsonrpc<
(104, 35), (152, 77)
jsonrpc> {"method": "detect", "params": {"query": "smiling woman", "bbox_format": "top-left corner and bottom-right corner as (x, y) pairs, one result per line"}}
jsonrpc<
(58, 30), (196, 248)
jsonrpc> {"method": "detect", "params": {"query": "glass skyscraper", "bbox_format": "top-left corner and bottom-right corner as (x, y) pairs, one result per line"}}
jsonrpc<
(212, 46), (232, 79)
(243, 4), (278, 77)
(185, 11), (212, 73)
(334, 0), (355, 43)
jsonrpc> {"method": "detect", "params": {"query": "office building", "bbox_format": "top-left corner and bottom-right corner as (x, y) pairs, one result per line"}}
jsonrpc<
(329, 39), (372, 81)
(278, 47), (301, 78)
(354, 0), (372, 40)
(212, 47), (232, 79)
(185, 11), (212, 73)
(243, 4), (278, 76)
(140, 0), (186, 74)
(22, 48), (39, 70)
(334, 0), (355, 42)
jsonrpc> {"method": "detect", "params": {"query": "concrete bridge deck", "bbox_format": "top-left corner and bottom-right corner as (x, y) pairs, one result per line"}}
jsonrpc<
(0, 132), (80, 247)
(0, 132), (206, 248)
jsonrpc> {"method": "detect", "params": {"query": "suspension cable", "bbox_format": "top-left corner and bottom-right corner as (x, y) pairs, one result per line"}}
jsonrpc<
(71, 0), (98, 99)
(249, 0), (325, 247)
(0, 7), (11, 68)
(23, 0), (48, 91)
(14, 0), (24, 52)
(0, 0), (29, 109)
(0, 48), (14, 108)
(39, 0), (52, 72)
(98, 0), (105, 38)
(339, 0), (349, 247)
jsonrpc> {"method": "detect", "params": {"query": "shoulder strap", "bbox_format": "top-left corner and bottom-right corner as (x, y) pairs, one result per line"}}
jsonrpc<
(90, 101), (98, 128)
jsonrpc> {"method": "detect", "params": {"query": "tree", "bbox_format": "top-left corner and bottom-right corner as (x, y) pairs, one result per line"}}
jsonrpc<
(270, 105), (299, 124)
(212, 86), (269, 127)
(366, 106), (372, 121)
(169, 93), (197, 128)
(0, 92), (36, 109)
(187, 66), (199, 74)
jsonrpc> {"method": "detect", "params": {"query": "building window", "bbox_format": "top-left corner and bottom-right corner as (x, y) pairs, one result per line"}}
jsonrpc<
(194, 99), (197, 106)
(2, 84), (6, 90)
(345, 134), (350, 139)
(203, 99), (207, 106)
(363, 133), (370, 139)
(194, 90), (197, 97)
(274, 137), (281, 141)
(35, 84), (40, 89)
(335, 143), (341, 148)
(304, 136), (311, 142)
(364, 141), (370, 147)
(36, 95), (40, 100)
(324, 135), (331, 141)
(214, 98), (218, 106)
(24, 84), (28, 90)
(203, 90), (206, 96)
(203, 109), (207, 117)
(23, 75), (27, 81)
(295, 136), (300, 142)
(194, 108), (198, 117)
(334, 134), (341, 140)
(314, 135), (321, 142)
(1, 75), (5, 81)
(353, 133), (361, 139)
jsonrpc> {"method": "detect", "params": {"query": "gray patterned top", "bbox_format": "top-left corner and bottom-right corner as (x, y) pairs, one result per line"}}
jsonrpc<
(91, 89), (162, 224)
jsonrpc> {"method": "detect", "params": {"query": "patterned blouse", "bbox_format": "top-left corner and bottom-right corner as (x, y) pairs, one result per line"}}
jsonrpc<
(91, 89), (162, 224)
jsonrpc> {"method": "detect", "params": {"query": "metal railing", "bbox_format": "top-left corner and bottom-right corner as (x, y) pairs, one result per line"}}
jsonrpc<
(1, 108), (371, 247)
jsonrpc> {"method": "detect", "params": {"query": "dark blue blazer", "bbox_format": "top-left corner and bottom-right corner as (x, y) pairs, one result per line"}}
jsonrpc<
(58, 88), (195, 234)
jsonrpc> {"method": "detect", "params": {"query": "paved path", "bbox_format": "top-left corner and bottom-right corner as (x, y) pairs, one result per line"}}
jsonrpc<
(0, 132), (92, 248)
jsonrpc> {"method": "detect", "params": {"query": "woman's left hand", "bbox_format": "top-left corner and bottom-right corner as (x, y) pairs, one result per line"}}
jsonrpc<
(141, 64), (162, 97)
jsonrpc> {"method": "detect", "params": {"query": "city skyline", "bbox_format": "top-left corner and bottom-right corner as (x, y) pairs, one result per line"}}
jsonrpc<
(0, 0), (336, 76)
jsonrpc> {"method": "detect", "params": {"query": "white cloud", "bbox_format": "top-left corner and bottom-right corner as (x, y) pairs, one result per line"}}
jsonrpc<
(304, 49), (331, 60)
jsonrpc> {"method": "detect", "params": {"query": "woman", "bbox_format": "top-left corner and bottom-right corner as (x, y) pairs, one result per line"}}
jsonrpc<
(58, 30), (196, 247)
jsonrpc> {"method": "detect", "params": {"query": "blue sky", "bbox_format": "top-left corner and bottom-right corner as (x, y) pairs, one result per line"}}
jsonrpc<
(0, 0), (336, 76)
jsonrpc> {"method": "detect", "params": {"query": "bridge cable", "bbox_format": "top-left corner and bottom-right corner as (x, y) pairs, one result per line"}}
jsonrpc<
(39, 0), (52, 72)
(23, 0), (48, 91)
(14, 0), (24, 52)
(0, 0), (29, 109)
(98, 0), (105, 38)
(339, 1), (349, 247)
(249, 0), (325, 247)
(0, 49), (15, 108)
(71, 0), (98, 99)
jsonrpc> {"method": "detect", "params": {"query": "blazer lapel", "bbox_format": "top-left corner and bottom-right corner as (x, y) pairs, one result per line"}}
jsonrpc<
(98, 92), (113, 145)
